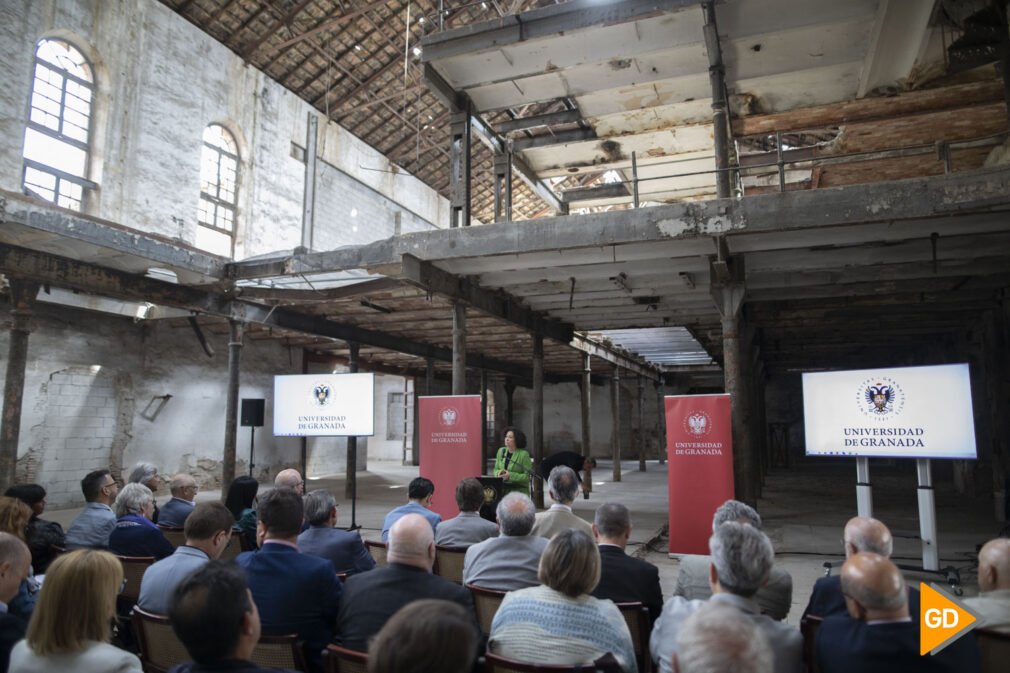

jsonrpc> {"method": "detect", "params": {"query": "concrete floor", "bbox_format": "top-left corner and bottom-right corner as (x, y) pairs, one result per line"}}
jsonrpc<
(46, 458), (997, 627)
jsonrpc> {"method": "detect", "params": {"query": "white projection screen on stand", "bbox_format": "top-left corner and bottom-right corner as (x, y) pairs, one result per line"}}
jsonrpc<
(802, 363), (977, 460)
(274, 373), (375, 437)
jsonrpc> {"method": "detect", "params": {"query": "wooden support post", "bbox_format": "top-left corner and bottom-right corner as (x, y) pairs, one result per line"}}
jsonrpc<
(222, 320), (243, 497)
(611, 369), (621, 483)
(345, 342), (359, 500)
(452, 302), (466, 394)
(0, 280), (39, 492)
(655, 379), (666, 465)
(533, 334), (545, 509)
(411, 375), (420, 467)
(480, 369), (489, 471)
(580, 354), (592, 494)
(505, 378), (515, 426)
(637, 376), (646, 471)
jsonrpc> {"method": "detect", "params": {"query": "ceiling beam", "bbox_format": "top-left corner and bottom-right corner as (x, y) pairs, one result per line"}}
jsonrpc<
(511, 128), (597, 151)
(497, 109), (583, 134)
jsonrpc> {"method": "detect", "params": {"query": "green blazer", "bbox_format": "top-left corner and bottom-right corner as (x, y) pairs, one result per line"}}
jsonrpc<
(493, 446), (533, 496)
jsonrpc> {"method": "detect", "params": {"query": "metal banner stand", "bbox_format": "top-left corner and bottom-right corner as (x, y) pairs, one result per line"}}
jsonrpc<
(346, 435), (361, 532)
(916, 458), (939, 571)
(855, 456), (873, 518)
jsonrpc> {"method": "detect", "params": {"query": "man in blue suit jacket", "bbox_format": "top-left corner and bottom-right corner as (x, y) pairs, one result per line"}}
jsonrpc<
(236, 488), (341, 673)
(158, 474), (199, 528)
(297, 490), (374, 575)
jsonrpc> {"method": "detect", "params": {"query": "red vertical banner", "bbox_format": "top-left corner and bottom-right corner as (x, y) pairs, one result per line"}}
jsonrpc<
(665, 394), (735, 555)
(418, 395), (484, 521)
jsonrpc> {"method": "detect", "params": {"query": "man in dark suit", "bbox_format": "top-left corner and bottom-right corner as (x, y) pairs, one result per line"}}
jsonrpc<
(297, 489), (375, 575)
(590, 502), (663, 622)
(0, 533), (30, 673)
(335, 513), (478, 652)
(158, 474), (199, 528)
(815, 552), (980, 673)
(803, 516), (919, 618)
(236, 488), (341, 673)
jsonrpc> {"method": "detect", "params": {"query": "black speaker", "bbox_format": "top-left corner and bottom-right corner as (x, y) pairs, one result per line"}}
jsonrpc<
(240, 398), (265, 427)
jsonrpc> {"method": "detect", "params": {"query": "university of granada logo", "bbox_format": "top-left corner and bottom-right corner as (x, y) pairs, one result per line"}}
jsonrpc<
(312, 383), (333, 407)
(683, 411), (712, 437)
(439, 407), (459, 426)
(857, 376), (905, 419)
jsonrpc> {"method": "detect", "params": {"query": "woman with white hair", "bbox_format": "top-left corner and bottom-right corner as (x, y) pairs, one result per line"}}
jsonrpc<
(128, 462), (161, 524)
(108, 483), (173, 560)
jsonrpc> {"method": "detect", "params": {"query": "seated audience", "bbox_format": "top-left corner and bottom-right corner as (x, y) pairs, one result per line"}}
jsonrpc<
(489, 528), (636, 673)
(674, 602), (773, 673)
(435, 478), (498, 547)
(380, 477), (441, 542)
(815, 552), (980, 673)
(157, 474), (199, 528)
(236, 488), (341, 672)
(9, 549), (143, 673)
(531, 466), (593, 539)
(225, 476), (259, 550)
(463, 492), (548, 590)
(590, 502), (663, 622)
(109, 483), (174, 560)
(297, 490), (375, 575)
(336, 513), (476, 652)
(537, 451), (597, 496)
(138, 502), (235, 615)
(128, 462), (163, 524)
(65, 469), (119, 549)
(674, 499), (792, 620)
(167, 561), (299, 673)
(0, 498), (38, 620)
(367, 599), (480, 673)
(964, 537), (1010, 631)
(274, 468), (304, 495)
(802, 515), (919, 618)
(4, 484), (64, 573)
(0, 533), (31, 673)
(651, 522), (802, 673)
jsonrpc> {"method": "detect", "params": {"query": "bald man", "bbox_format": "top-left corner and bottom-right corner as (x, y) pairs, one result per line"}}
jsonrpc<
(815, 553), (980, 673)
(964, 537), (1010, 631)
(803, 516), (918, 618)
(335, 513), (477, 652)
(274, 468), (304, 495)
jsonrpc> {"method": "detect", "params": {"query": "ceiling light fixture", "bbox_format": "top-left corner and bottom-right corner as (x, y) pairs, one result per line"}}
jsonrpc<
(412, 46), (422, 56)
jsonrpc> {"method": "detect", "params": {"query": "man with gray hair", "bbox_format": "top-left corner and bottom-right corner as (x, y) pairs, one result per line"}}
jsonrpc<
(274, 468), (304, 495)
(651, 522), (802, 673)
(157, 474), (199, 527)
(435, 478), (499, 547)
(0, 533), (31, 671)
(673, 499), (793, 620)
(591, 502), (664, 622)
(531, 466), (593, 539)
(673, 602), (773, 673)
(129, 461), (162, 523)
(297, 489), (374, 575)
(463, 492), (548, 590)
(335, 513), (476, 652)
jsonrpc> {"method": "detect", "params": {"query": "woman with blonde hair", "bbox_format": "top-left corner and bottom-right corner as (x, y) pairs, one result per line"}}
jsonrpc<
(0, 497), (38, 620)
(9, 549), (142, 672)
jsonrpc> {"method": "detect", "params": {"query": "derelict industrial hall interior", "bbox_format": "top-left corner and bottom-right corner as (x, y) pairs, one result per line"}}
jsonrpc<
(1, 0), (1009, 670)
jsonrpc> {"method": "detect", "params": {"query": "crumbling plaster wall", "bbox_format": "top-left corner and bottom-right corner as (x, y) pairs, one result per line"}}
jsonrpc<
(0, 0), (449, 260)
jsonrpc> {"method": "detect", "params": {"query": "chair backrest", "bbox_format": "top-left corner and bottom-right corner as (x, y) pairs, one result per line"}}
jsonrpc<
(468, 584), (508, 633)
(977, 627), (1010, 673)
(117, 555), (156, 604)
(483, 651), (623, 673)
(800, 614), (823, 673)
(251, 633), (307, 671)
(614, 602), (651, 673)
(131, 606), (191, 673)
(434, 545), (469, 584)
(218, 531), (244, 561)
(158, 525), (186, 548)
(364, 540), (388, 567)
(323, 643), (369, 673)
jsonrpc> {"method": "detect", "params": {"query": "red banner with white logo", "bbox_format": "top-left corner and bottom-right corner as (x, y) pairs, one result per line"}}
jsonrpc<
(665, 394), (735, 555)
(418, 395), (484, 521)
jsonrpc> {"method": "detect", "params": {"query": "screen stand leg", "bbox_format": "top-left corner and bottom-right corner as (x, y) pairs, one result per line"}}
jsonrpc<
(248, 426), (255, 478)
(856, 457), (873, 518)
(917, 458), (939, 571)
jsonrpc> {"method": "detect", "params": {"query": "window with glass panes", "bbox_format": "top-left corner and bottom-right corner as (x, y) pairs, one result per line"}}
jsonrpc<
(197, 124), (239, 256)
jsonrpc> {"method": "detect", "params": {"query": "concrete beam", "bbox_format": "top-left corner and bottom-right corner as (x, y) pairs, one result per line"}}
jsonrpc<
(497, 109), (583, 134)
(511, 128), (597, 151)
(561, 183), (631, 204)
(569, 334), (659, 381)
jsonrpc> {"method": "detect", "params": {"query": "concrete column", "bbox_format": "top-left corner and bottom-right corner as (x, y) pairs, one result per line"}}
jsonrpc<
(655, 379), (666, 464)
(611, 369), (621, 483)
(493, 148), (513, 223)
(452, 302), (466, 394)
(345, 342), (359, 500)
(411, 375), (420, 467)
(703, 1), (731, 198)
(533, 334), (545, 508)
(301, 112), (318, 248)
(480, 369), (489, 470)
(222, 320), (244, 496)
(637, 376), (646, 471)
(0, 280), (39, 492)
(449, 110), (472, 228)
(580, 354), (592, 493)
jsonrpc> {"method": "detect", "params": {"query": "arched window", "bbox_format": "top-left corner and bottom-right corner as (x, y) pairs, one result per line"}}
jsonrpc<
(22, 39), (95, 211)
(197, 124), (239, 257)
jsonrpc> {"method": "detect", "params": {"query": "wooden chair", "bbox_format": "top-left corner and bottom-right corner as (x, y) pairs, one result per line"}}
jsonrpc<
(323, 643), (369, 673)
(251, 634), (307, 671)
(219, 531), (244, 561)
(483, 651), (622, 673)
(468, 584), (508, 633)
(132, 607), (190, 673)
(977, 627), (1010, 673)
(158, 525), (186, 548)
(615, 602), (651, 673)
(364, 540), (388, 567)
(800, 614), (823, 673)
(117, 555), (156, 604)
(434, 545), (469, 584)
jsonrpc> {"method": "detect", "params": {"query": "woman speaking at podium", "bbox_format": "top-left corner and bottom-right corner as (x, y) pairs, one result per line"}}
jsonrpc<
(494, 427), (533, 497)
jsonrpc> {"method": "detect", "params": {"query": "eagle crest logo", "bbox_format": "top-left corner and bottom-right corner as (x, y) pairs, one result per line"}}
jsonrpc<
(440, 407), (458, 426)
(312, 383), (332, 407)
(857, 377), (904, 418)
(683, 411), (712, 437)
